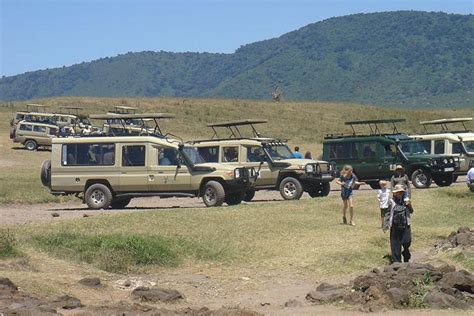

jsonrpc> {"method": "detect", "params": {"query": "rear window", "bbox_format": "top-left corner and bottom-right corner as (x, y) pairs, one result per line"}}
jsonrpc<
(62, 143), (115, 166)
(328, 143), (357, 159)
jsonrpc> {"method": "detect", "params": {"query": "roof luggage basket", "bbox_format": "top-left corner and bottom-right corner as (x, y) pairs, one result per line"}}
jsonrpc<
(419, 118), (473, 133)
(206, 119), (268, 139)
(89, 113), (176, 138)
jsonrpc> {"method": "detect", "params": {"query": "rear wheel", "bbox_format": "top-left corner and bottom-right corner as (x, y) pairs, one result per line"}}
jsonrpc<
(110, 198), (132, 209)
(307, 182), (330, 197)
(225, 192), (245, 205)
(279, 177), (304, 200)
(411, 169), (432, 189)
(85, 183), (113, 209)
(243, 189), (256, 202)
(433, 175), (454, 187)
(25, 140), (37, 151)
(202, 181), (225, 207)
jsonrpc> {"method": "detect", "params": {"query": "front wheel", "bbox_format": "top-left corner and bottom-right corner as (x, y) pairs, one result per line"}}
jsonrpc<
(279, 177), (304, 200)
(85, 183), (113, 209)
(307, 182), (330, 197)
(243, 189), (256, 202)
(110, 198), (132, 209)
(24, 140), (38, 151)
(202, 181), (225, 207)
(433, 175), (453, 187)
(367, 181), (381, 190)
(411, 169), (432, 189)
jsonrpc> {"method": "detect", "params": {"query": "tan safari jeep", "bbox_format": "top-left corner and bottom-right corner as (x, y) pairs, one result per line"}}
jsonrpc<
(40, 114), (256, 209)
(11, 121), (59, 150)
(189, 120), (336, 201)
(410, 118), (474, 181)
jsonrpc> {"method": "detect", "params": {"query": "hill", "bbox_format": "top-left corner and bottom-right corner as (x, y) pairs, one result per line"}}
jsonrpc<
(1, 11), (473, 108)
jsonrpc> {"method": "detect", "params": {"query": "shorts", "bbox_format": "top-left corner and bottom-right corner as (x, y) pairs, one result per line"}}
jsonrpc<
(341, 189), (353, 200)
(380, 207), (389, 217)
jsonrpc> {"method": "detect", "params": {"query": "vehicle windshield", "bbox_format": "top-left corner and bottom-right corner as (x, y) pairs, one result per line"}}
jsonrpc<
(266, 144), (294, 160)
(464, 141), (474, 154)
(400, 141), (429, 156)
(182, 146), (206, 164)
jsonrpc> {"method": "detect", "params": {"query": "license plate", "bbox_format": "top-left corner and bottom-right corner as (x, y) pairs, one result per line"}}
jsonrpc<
(444, 167), (454, 172)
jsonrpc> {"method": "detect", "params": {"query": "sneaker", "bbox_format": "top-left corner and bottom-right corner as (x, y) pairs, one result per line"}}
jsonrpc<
(342, 217), (347, 225)
(349, 221), (356, 226)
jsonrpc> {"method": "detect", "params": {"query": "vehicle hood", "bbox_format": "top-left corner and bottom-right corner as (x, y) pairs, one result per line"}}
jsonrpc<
(194, 163), (237, 171)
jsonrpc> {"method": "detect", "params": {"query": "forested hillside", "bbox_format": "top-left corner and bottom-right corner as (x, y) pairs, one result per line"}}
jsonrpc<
(1, 11), (473, 108)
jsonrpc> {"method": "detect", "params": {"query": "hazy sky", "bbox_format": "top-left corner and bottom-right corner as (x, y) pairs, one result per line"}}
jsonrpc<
(1, 0), (472, 77)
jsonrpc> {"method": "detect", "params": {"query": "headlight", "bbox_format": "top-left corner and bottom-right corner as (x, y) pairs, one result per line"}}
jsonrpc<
(443, 158), (448, 164)
(449, 158), (453, 164)
(305, 164), (314, 173)
(234, 169), (241, 178)
(249, 168), (256, 177)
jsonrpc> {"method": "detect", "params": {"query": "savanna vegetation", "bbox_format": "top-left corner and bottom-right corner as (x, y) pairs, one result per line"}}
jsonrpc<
(1, 11), (473, 108)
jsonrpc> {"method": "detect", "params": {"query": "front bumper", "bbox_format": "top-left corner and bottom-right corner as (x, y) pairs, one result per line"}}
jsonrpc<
(429, 157), (460, 174)
(225, 167), (257, 191)
(303, 162), (337, 182)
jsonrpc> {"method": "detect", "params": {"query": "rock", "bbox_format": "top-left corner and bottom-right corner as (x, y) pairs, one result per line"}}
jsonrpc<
(79, 277), (101, 287)
(386, 288), (409, 305)
(425, 290), (469, 309)
(83, 214), (90, 217)
(438, 264), (456, 274)
(284, 299), (302, 308)
(51, 295), (83, 309)
(457, 227), (471, 234)
(456, 233), (473, 247)
(51, 212), (60, 217)
(131, 286), (183, 302)
(439, 271), (474, 294)
(353, 274), (378, 291)
(0, 278), (18, 292)
(123, 279), (132, 287)
(306, 283), (347, 303)
(366, 286), (383, 300)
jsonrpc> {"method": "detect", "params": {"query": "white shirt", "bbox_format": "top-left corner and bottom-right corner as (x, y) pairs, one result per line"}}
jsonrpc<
(377, 188), (390, 208)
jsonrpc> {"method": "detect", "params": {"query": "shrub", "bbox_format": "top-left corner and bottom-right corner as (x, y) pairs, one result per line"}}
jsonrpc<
(0, 229), (18, 258)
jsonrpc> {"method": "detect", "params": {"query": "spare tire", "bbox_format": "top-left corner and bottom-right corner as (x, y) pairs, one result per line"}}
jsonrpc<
(40, 160), (51, 187)
(9, 128), (15, 139)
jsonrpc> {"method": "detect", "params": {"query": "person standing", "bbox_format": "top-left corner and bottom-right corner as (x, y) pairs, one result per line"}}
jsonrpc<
(304, 151), (312, 159)
(390, 165), (411, 198)
(383, 184), (414, 263)
(377, 180), (390, 228)
(293, 146), (303, 159)
(335, 165), (365, 226)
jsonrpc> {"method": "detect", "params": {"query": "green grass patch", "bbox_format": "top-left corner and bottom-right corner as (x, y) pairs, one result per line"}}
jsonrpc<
(451, 252), (474, 272)
(439, 187), (473, 199)
(0, 229), (19, 258)
(30, 231), (227, 272)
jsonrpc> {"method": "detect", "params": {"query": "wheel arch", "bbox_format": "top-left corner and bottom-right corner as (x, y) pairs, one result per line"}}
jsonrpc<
(199, 177), (226, 196)
(84, 179), (114, 194)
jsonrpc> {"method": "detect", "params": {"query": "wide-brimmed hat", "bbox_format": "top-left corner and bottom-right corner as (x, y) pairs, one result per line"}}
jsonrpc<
(395, 165), (405, 171)
(392, 184), (406, 193)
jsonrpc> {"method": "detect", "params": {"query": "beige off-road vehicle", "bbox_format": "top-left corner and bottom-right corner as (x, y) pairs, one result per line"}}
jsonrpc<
(11, 121), (59, 150)
(189, 120), (336, 201)
(10, 104), (50, 127)
(410, 118), (474, 181)
(40, 114), (257, 209)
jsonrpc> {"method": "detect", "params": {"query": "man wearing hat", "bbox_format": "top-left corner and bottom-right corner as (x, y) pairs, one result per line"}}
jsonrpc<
(383, 184), (414, 263)
(390, 165), (411, 198)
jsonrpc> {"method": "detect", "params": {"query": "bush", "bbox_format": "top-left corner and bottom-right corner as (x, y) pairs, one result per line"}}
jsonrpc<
(0, 229), (18, 258)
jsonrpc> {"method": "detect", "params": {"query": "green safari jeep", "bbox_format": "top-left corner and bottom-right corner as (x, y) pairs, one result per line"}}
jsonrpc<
(322, 119), (460, 189)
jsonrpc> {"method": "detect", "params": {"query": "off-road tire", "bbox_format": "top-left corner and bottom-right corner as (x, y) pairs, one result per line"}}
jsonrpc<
(24, 140), (37, 151)
(279, 177), (304, 200)
(243, 189), (256, 202)
(411, 169), (432, 189)
(368, 181), (381, 190)
(9, 128), (15, 139)
(110, 198), (132, 209)
(225, 192), (245, 206)
(85, 183), (113, 209)
(40, 160), (51, 187)
(307, 182), (330, 197)
(433, 175), (454, 187)
(202, 181), (225, 207)
(452, 175), (458, 183)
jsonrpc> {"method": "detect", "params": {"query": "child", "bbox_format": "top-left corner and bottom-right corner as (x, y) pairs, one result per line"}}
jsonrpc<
(377, 180), (390, 228)
(335, 165), (365, 226)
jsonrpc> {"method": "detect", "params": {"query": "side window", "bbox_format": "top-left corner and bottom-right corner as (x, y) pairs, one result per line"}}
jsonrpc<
(246, 146), (263, 162)
(19, 124), (32, 131)
(122, 145), (146, 167)
(158, 147), (179, 166)
(62, 143), (115, 166)
(434, 140), (445, 154)
(361, 143), (376, 158)
(33, 125), (46, 133)
(451, 142), (463, 154)
(197, 146), (219, 163)
(49, 128), (58, 136)
(328, 143), (357, 159)
(384, 144), (397, 158)
(222, 146), (239, 162)
(420, 140), (431, 153)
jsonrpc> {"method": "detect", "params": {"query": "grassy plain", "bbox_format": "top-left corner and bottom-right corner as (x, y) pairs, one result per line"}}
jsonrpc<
(0, 96), (473, 204)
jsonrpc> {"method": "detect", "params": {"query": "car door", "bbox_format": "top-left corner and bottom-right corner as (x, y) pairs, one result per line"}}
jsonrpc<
(379, 142), (398, 179)
(119, 143), (149, 191)
(241, 145), (277, 186)
(355, 142), (379, 180)
(149, 146), (191, 192)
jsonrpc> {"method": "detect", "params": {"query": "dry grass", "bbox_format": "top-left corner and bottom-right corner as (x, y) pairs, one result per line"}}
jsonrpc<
(0, 96), (472, 204)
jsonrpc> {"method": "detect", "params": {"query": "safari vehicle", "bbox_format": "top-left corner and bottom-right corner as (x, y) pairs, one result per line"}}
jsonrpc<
(189, 120), (336, 201)
(11, 121), (58, 150)
(323, 119), (460, 189)
(10, 104), (49, 127)
(40, 114), (257, 209)
(410, 118), (474, 181)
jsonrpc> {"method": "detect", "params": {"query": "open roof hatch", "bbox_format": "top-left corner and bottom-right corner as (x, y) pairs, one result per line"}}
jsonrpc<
(419, 118), (472, 133)
(206, 119), (268, 139)
(344, 119), (406, 136)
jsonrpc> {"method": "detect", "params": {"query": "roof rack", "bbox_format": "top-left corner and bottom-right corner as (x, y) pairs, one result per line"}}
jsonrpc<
(419, 118), (472, 132)
(206, 119), (268, 139)
(89, 113), (175, 136)
(26, 104), (48, 112)
(110, 106), (138, 114)
(345, 119), (406, 135)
